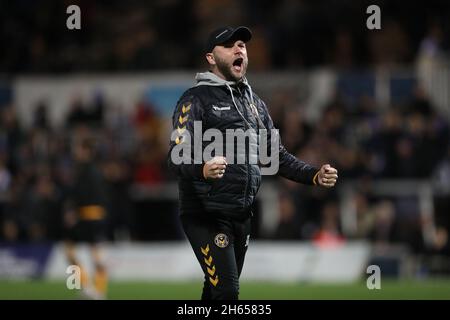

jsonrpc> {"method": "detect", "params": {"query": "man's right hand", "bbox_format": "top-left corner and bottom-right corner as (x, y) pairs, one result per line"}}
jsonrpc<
(203, 156), (227, 179)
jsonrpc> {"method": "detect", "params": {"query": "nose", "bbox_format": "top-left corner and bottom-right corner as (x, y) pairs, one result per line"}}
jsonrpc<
(234, 44), (244, 55)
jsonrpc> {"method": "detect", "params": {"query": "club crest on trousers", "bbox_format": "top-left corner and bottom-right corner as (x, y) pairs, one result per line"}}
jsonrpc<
(214, 233), (229, 248)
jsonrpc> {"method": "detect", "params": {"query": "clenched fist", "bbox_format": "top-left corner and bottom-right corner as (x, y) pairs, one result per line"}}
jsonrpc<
(316, 164), (338, 188)
(203, 156), (227, 179)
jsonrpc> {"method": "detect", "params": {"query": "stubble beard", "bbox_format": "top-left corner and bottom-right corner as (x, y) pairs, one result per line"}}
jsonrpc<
(215, 56), (247, 82)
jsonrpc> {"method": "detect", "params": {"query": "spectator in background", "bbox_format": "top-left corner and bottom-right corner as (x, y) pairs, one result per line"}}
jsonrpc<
(33, 100), (50, 130)
(102, 158), (134, 241)
(273, 192), (301, 239)
(416, 21), (447, 105)
(89, 92), (105, 127)
(63, 137), (109, 299)
(312, 201), (345, 248)
(66, 93), (105, 129)
(0, 106), (23, 176)
(1, 173), (28, 242)
(369, 200), (396, 246)
(0, 158), (11, 193)
(432, 145), (450, 261)
(431, 226), (449, 256)
(132, 139), (165, 186)
(23, 171), (61, 241)
(433, 145), (450, 193)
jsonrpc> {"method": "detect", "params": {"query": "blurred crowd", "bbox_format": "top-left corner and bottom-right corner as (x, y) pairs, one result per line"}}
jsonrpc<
(0, 94), (169, 243)
(1, 0), (449, 73)
(270, 87), (449, 256)
(0, 81), (449, 256)
(0, 0), (449, 263)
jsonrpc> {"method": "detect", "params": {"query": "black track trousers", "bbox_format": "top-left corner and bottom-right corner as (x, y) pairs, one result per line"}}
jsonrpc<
(181, 213), (251, 300)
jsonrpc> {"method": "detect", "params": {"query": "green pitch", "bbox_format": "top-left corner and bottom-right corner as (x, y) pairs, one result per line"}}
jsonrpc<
(1, 279), (450, 300)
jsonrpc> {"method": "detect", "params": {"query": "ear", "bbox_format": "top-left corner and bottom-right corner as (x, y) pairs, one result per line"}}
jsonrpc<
(206, 53), (216, 66)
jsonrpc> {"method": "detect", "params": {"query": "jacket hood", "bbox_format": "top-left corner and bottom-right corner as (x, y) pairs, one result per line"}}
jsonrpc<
(195, 71), (249, 88)
(193, 71), (261, 128)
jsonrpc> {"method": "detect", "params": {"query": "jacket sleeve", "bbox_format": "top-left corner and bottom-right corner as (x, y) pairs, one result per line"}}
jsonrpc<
(167, 93), (205, 180)
(259, 100), (319, 185)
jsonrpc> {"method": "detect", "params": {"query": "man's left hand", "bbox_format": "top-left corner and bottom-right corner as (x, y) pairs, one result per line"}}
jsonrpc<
(317, 164), (338, 188)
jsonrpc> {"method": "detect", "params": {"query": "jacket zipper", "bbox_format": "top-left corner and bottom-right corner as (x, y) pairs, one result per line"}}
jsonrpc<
(237, 87), (251, 211)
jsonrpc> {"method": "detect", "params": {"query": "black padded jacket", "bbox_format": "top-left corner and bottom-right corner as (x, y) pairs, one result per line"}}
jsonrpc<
(168, 72), (318, 220)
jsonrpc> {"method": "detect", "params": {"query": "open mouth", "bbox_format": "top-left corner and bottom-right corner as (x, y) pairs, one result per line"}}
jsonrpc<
(232, 58), (243, 72)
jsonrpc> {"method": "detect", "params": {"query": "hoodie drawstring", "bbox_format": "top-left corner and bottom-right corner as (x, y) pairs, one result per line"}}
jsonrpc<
(226, 83), (253, 129)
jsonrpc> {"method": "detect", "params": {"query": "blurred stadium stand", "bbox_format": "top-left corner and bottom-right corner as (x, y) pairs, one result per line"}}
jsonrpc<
(0, 0), (449, 282)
